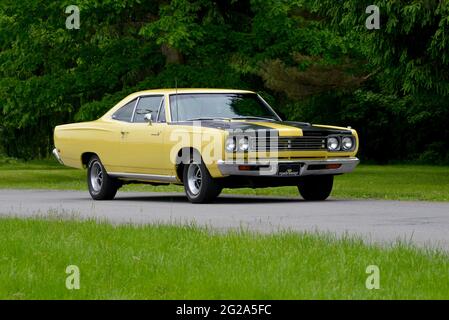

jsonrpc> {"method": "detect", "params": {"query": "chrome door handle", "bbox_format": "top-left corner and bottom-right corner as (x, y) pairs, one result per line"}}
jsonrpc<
(120, 131), (129, 137)
(151, 131), (161, 136)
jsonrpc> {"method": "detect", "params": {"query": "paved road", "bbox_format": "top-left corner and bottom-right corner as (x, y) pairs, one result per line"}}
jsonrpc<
(1, 189), (449, 250)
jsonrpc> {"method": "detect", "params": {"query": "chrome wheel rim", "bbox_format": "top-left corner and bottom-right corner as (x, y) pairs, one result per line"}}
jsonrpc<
(90, 161), (103, 192)
(187, 164), (202, 196)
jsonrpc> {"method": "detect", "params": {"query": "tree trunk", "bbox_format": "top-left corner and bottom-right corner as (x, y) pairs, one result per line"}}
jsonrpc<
(161, 44), (184, 64)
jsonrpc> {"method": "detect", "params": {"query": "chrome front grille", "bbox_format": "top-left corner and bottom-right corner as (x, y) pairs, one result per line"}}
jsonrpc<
(249, 136), (327, 151)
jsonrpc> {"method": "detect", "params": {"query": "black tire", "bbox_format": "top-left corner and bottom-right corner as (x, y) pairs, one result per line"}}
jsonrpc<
(298, 175), (334, 201)
(87, 155), (119, 200)
(183, 158), (222, 203)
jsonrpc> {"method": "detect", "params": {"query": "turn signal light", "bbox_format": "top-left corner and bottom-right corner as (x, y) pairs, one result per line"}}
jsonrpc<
(325, 164), (342, 169)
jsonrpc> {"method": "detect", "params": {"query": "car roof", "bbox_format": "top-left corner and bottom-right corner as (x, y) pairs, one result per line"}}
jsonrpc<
(101, 88), (258, 119)
(131, 88), (255, 96)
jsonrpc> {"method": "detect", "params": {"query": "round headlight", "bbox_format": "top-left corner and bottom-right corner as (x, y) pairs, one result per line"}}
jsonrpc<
(238, 137), (249, 151)
(225, 137), (236, 152)
(327, 137), (340, 151)
(342, 137), (354, 150)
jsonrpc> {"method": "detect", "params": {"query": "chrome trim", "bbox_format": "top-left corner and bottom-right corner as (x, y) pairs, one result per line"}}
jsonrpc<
(52, 148), (64, 165)
(90, 161), (103, 192)
(327, 135), (356, 152)
(257, 94), (283, 121)
(130, 95), (164, 123)
(112, 98), (139, 122)
(108, 172), (178, 183)
(217, 157), (360, 177)
(130, 97), (140, 123)
(156, 97), (165, 122)
(186, 163), (202, 195)
(167, 92), (282, 122)
(249, 136), (327, 152)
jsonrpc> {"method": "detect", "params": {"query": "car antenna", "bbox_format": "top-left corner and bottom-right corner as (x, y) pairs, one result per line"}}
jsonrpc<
(175, 77), (179, 122)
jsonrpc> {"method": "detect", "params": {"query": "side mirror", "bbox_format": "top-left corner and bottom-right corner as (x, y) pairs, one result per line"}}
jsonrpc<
(144, 113), (152, 125)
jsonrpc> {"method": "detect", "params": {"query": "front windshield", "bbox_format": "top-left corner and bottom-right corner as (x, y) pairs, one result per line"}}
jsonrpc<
(169, 93), (280, 122)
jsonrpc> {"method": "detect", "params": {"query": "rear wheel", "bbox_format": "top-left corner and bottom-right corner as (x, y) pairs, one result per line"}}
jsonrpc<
(298, 175), (334, 201)
(87, 155), (119, 200)
(183, 160), (222, 203)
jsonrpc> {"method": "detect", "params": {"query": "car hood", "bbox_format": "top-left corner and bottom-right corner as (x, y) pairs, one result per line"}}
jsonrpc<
(172, 120), (352, 137)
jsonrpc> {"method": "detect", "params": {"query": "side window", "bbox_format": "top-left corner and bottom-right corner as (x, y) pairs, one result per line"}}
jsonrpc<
(133, 95), (163, 123)
(112, 99), (136, 122)
(157, 99), (166, 123)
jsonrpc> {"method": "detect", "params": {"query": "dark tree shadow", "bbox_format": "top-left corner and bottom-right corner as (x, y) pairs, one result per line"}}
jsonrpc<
(112, 193), (315, 204)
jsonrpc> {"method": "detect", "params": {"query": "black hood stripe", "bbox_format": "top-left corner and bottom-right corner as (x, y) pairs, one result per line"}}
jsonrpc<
(283, 121), (352, 136)
(170, 121), (277, 132)
(169, 120), (352, 136)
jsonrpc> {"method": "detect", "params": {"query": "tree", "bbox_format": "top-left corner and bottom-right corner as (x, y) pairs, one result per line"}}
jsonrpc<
(1, 0), (448, 163)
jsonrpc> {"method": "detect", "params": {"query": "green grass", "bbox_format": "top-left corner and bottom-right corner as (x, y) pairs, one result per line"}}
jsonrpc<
(0, 217), (448, 299)
(1, 159), (449, 201)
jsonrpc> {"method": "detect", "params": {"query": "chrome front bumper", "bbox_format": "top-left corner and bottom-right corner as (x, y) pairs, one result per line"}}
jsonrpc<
(52, 148), (64, 165)
(217, 157), (359, 177)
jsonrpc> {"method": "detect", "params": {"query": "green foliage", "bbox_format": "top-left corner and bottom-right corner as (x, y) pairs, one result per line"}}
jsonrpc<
(1, 0), (448, 163)
(0, 0), (164, 158)
(312, 0), (449, 96)
(139, 0), (207, 51)
(258, 54), (366, 99)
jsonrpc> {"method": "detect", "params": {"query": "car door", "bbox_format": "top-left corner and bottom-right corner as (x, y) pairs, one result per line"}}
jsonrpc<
(103, 98), (138, 171)
(119, 95), (170, 175)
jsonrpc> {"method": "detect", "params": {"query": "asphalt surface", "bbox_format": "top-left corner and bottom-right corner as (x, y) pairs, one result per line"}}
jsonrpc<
(1, 189), (449, 250)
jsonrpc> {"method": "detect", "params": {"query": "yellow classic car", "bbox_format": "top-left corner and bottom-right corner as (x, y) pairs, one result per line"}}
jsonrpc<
(53, 88), (359, 203)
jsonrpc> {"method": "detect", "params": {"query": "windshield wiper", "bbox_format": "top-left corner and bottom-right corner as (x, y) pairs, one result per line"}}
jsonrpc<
(186, 117), (231, 121)
(231, 116), (277, 122)
(185, 116), (278, 122)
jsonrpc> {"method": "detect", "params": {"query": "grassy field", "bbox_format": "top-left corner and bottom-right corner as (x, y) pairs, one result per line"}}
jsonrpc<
(0, 217), (448, 299)
(0, 158), (449, 201)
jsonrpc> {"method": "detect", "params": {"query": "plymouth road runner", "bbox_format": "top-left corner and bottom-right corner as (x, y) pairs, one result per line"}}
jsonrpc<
(53, 89), (359, 203)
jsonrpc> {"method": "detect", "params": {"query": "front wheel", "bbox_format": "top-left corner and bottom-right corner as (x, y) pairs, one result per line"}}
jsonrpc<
(87, 155), (119, 200)
(298, 175), (334, 201)
(183, 160), (222, 203)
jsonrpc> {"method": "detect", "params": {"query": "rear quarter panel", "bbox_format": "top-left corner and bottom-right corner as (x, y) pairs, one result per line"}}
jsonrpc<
(54, 120), (120, 170)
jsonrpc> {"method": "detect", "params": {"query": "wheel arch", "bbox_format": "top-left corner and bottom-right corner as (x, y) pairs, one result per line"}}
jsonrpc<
(81, 152), (98, 168)
(175, 147), (201, 182)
